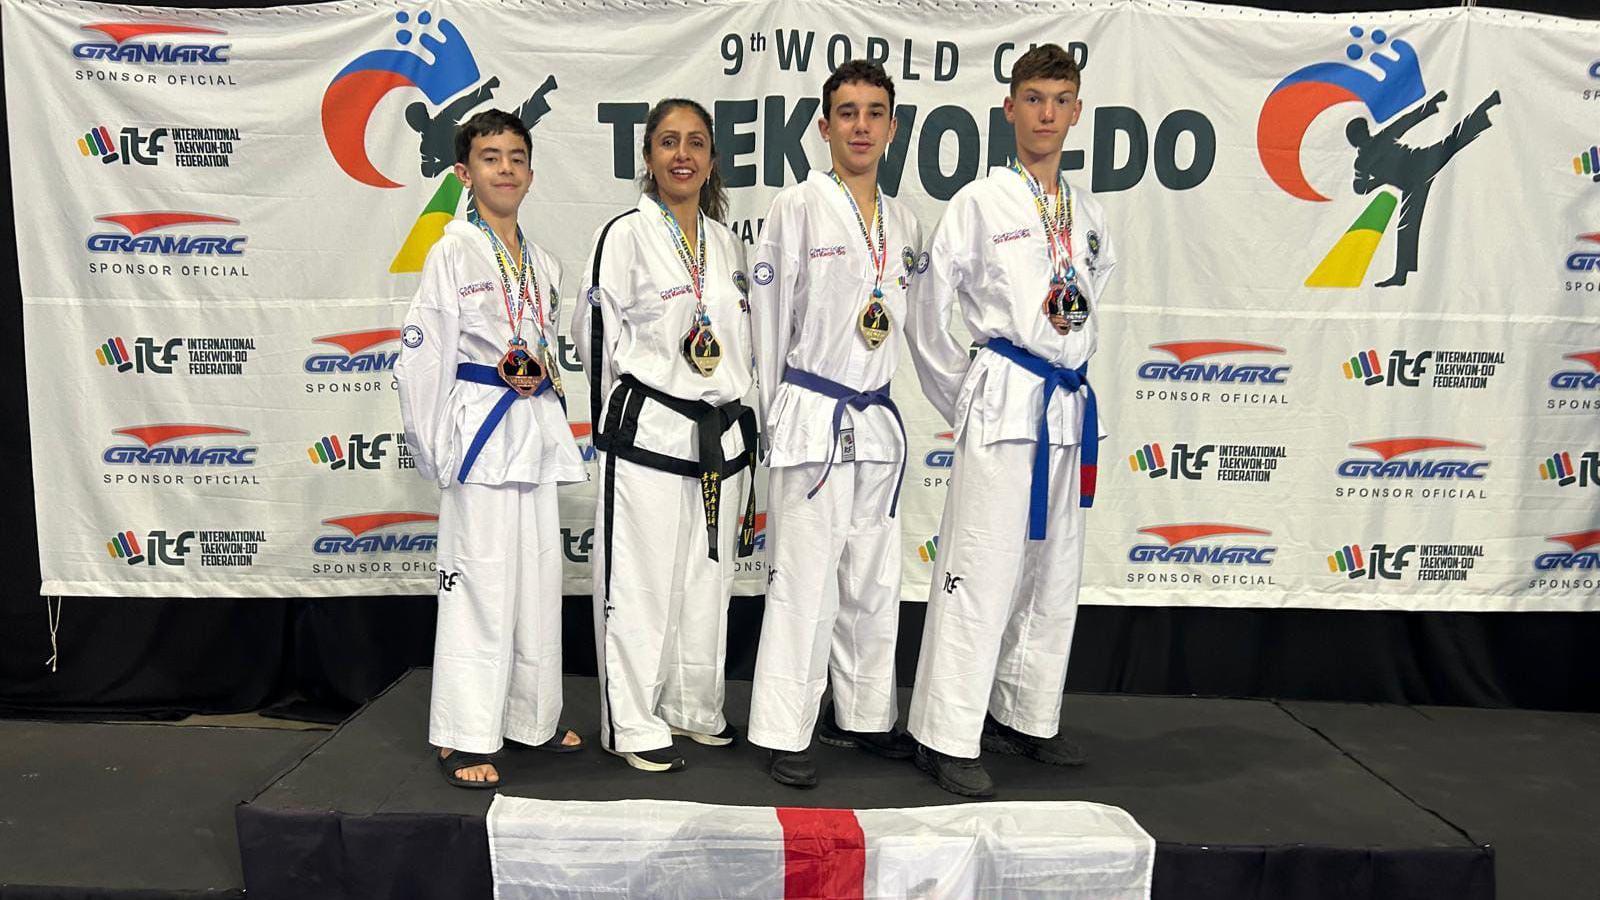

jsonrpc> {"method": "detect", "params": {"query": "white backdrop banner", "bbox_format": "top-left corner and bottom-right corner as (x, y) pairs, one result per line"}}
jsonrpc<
(5, 0), (1597, 608)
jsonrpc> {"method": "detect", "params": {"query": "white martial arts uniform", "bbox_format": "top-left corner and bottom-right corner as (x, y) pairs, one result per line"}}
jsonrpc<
(573, 195), (756, 754)
(397, 219), (587, 755)
(745, 171), (923, 752)
(905, 166), (1118, 759)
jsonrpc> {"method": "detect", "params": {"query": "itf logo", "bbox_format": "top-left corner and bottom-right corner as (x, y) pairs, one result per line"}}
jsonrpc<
(320, 10), (557, 272)
(1537, 450), (1598, 488)
(1129, 442), (1206, 479)
(1257, 26), (1499, 287)
(106, 529), (191, 566)
(307, 433), (410, 471)
(1343, 348), (1427, 386)
(97, 336), (179, 373)
(1327, 542), (1411, 579)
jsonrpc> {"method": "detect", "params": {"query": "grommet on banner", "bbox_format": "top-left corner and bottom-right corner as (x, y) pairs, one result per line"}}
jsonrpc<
(44, 596), (62, 674)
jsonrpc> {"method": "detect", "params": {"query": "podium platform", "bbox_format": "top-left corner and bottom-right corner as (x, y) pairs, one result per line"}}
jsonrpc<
(236, 669), (1499, 899)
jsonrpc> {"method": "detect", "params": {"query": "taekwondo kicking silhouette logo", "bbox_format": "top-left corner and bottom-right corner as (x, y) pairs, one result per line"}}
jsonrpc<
(1257, 26), (1501, 288)
(320, 11), (558, 273)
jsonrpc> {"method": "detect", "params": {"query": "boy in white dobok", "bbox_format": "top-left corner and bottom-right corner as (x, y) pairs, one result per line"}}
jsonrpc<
(747, 60), (923, 788)
(396, 110), (586, 789)
(906, 45), (1118, 798)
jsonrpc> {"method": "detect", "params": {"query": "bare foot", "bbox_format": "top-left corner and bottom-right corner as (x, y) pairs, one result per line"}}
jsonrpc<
(558, 729), (582, 748)
(439, 748), (499, 784)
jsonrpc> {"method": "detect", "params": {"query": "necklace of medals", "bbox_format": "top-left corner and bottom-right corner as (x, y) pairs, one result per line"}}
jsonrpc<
(473, 215), (561, 396)
(656, 198), (721, 377)
(1010, 160), (1087, 334)
(829, 171), (892, 350)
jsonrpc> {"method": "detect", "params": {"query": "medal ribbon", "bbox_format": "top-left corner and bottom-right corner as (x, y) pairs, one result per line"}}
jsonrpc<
(473, 216), (547, 347)
(829, 170), (887, 295)
(1009, 160), (1074, 282)
(654, 198), (709, 327)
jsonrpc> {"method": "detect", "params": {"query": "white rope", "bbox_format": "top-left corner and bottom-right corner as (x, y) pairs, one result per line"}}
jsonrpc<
(44, 596), (63, 673)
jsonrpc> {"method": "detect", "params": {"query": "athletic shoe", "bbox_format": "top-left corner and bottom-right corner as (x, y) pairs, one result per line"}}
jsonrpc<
(606, 745), (686, 773)
(980, 714), (1087, 767)
(670, 724), (738, 747)
(817, 704), (916, 759)
(767, 749), (818, 788)
(913, 743), (995, 798)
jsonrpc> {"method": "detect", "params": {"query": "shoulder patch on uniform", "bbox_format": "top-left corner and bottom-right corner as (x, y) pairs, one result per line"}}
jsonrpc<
(586, 285), (602, 307)
(916, 251), (930, 273)
(753, 261), (775, 285)
(1087, 230), (1101, 260)
(733, 270), (749, 296)
(402, 324), (424, 349)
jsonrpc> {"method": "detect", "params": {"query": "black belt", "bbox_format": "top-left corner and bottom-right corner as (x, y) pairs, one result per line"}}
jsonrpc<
(597, 374), (757, 561)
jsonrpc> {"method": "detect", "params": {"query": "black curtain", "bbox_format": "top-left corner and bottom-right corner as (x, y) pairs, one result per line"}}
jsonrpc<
(2, 0), (1596, 719)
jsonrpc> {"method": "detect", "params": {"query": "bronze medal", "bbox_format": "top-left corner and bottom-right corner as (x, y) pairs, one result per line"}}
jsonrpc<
(499, 343), (545, 396)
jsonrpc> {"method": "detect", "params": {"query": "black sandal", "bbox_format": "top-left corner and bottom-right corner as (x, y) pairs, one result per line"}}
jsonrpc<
(437, 750), (500, 789)
(533, 727), (584, 753)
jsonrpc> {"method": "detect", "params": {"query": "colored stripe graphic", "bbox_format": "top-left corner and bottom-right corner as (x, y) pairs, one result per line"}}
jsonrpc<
(1305, 191), (1398, 288)
(1365, 349), (1380, 377)
(97, 126), (114, 153)
(96, 345), (111, 366)
(390, 174), (464, 273)
(775, 807), (866, 900)
(1561, 452), (1574, 477)
(114, 337), (130, 362)
(1541, 459), (1554, 480)
(78, 137), (93, 157)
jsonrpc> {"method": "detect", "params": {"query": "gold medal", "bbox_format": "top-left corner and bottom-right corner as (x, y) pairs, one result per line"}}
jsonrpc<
(683, 322), (723, 376)
(542, 345), (564, 396)
(859, 293), (891, 349)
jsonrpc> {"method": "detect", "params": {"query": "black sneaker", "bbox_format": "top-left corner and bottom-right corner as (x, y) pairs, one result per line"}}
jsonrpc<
(913, 743), (995, 798)
(767, 749), (818, 788)
(670, 724), (737, 747)
(607, 745), (686, 773)
(817, 704), (916, 759)
(981, 714), (1087, 767)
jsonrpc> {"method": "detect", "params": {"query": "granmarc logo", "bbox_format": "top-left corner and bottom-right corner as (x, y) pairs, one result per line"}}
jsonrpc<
(1137, 341), (1290, 384)
(1129, 523), (1276, 565)
(88, 212), (245, 256)
(1337, 437), (1488, 479)
(73, 22), (230, 64)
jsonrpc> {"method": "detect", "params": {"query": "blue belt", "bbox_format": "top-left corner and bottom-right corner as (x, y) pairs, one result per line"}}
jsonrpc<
(781, 368), (907, 517)
(983, 337), (1098, 540)
(454, 362), (554, 483)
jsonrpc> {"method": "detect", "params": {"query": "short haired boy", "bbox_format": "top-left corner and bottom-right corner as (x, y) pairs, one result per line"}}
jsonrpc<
(746, 60), (922, 788)
(904, 45), (1118, 798)
(395, 109), (587, 788)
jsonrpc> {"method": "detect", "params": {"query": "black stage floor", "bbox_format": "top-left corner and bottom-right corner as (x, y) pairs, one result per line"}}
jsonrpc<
(0, 720), (322, 899)
(9, 669), (1596, 899)
(235, 670), (1514, 900)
